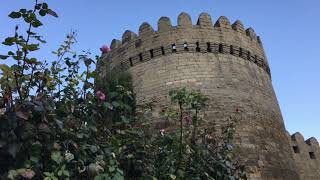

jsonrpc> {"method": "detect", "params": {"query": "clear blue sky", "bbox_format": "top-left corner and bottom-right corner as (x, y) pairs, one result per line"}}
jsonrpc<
(1, 0), (319, 140)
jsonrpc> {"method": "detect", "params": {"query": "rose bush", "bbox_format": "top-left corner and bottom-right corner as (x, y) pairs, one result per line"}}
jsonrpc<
(0, 1), (246, 179)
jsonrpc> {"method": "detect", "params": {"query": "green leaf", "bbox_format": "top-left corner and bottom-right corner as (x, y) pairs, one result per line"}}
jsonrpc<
(120, 116), (129, 123)
(3, 37), (16, 46)
(109, 92), (119, 99)
(39, 9), (47, 16)
(84, 58), (93, 66)
(24, 16), (32, 23)
(28, 58), (38, 64)
(103, 102), (113, 110)
(42, 3), (48, 9)
(112, 101), (120, 108)
(7, 51), (14, 56)
(11, 64), (21, 71)
(8, 11), (21, 18)
(57, 170), (62, 176)
(20, 9), (27, 14)
(0, 55), (9, 60)
(76, 133), (84, 139)
(116, 169), (124, 174)
(0, 64), (10, 73)
(114, 173), (124, 180)
(27, 44), (39, 51)
(27, 30), (36, 35)
(30, 156), (39, 163)
(63, 171), (70, 177)
(94, 176), (103, 180)
(89, 125), (98, 132)
(88, 71), (97, 78)
(89, 145), (98, 153)
(16, 51), (23, 58)
(35, 4), (41, 10)
(47, 9), (58, 18)
(51, 151), (63, 164)
(169, 174), (176, 180)
(31, 19), (43, 28)
(109, 166), (115, 172)
(65, 59), (71, 67)
(124, 104), (132, 111)
(35, 36), (46, 43)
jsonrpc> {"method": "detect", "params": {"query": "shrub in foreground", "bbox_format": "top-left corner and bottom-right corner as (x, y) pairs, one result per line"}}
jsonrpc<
(0, 1), (246, 179)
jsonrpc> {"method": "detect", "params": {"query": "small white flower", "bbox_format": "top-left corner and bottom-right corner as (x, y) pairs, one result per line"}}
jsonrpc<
(65, 150), (74, 162)
(0, 108), (6, 115)
(78, 166), (86, 173)
(160, 129), (165, 136)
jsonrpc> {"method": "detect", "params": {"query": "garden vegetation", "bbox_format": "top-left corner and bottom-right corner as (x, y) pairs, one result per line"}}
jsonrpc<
(0, 1), (246, 179)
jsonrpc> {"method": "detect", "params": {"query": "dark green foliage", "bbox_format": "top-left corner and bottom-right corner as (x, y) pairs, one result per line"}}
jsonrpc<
(0, 1), (246, 179)
(97, 61), (135, 126)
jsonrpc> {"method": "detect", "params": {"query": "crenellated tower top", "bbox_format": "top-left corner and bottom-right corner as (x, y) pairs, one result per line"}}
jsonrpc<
(99, 12), (270, 77)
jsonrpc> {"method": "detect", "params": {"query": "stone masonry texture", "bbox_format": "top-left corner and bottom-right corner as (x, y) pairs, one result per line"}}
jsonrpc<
(96, 12), (320, 180)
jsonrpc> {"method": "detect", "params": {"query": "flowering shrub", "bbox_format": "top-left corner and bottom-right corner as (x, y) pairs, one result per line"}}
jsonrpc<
(100, 45), (110, 54)
(0, 1), (246, 179)
(96, 91), (106, 101)
(147, 88), (246, 179)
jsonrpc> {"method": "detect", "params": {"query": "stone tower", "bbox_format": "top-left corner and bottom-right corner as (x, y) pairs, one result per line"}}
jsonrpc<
(97, 12), (303, 179)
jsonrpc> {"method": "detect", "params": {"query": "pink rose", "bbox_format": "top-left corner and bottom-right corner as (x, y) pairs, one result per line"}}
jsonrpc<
(183, 116), (192, 125)
(205, 134), (214, 140)
(100, 45), (110, 53)
(96, 91), (106, 101)
(19, 170), (35, 179)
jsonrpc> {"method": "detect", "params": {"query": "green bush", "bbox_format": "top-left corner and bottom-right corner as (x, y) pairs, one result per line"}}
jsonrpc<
(0, 1), (246, 179)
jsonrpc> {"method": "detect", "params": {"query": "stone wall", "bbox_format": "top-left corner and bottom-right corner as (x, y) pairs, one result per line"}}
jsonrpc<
(287, 132), (320, 180)
(96, 12), (307, 179)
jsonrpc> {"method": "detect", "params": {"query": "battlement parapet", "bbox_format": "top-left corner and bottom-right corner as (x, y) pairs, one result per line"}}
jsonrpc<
(106, 41), (270, 75)
(290, 132), (320, 148)
(287, 132), (320, 179)
(289, 132), (320, 157)
(101, 12), (270, 76)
